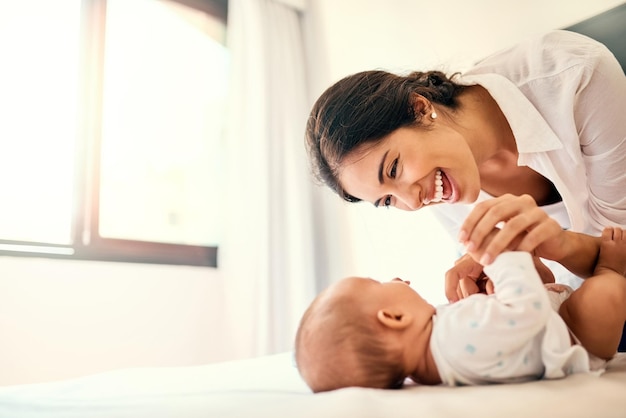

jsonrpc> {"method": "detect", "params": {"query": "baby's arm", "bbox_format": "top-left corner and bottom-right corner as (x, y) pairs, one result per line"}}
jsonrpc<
(434, 251), (556, 383)
(480, 252), (553, 338)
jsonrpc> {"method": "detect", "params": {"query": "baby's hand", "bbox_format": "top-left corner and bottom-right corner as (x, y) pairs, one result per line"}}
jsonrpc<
(445, 254), (485, 302)
(447, 228), (553, 302)
(477, 277), (495, 296)
(445, 254), (495, 302)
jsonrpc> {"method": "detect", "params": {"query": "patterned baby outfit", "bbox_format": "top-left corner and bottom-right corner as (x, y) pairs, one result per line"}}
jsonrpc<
(430, 252), (592, 386)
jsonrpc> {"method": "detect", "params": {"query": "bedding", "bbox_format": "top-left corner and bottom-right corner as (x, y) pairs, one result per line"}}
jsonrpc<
(0, 351), (625, 418)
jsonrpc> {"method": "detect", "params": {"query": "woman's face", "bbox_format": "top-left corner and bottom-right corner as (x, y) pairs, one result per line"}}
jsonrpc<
(338, 123), (481, 211)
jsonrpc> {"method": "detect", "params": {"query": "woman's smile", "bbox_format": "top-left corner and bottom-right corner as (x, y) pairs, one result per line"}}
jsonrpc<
(338, 122), (479, 210)
(436, 169), (458, 204)
(424, 169), (444, 204)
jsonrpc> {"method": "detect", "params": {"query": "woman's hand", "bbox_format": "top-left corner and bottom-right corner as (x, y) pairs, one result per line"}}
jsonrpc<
(445, 219), (558, 302)
(457, 194), (566, 265)
(446, 194), (600, 301)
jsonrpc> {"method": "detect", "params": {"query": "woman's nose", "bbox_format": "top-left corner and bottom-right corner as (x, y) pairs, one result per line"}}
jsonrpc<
(395, 184), (422, 211)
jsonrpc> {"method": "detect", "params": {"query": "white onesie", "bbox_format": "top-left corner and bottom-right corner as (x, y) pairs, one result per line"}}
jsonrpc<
(429, 251), (593, 386)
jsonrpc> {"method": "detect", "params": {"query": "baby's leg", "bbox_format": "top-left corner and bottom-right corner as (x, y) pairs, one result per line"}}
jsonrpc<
(558, 227), (626, 360)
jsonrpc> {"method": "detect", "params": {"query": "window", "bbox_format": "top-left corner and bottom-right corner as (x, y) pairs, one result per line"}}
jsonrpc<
(0, 0), (228, 267)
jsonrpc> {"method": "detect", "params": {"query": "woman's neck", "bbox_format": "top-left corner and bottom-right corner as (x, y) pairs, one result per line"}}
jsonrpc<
(455, 84), (562, 205)
(456, 85), (518, 164)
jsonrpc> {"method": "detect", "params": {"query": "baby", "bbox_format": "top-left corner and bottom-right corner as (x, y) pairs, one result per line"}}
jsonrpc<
(295, 227), (626, 392)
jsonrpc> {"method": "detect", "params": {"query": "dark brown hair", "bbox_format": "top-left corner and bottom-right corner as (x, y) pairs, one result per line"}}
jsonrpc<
(305, 70), (464, 202)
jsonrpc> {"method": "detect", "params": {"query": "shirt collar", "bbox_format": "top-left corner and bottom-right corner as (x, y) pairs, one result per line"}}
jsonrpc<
(457, 73), (563, 155)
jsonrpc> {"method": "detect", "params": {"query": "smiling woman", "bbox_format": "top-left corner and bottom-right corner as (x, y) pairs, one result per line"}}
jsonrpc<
(305, 29), (626, 313)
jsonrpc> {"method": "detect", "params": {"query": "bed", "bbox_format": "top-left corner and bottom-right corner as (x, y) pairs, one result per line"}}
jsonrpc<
(0, 351), (625, 418)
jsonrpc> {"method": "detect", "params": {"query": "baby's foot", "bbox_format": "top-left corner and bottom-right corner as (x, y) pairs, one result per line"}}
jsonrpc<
(595, 227), (626, 277)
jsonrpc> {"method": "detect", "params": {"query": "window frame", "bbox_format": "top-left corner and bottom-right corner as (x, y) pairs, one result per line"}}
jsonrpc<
(0, 0), (226, 267)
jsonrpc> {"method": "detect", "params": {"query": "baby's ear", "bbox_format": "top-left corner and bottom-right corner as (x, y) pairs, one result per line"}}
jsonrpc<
(377, 308), (412, 329)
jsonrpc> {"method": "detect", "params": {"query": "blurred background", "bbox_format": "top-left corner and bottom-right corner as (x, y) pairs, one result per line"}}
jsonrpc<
(0, 0), (623, 386)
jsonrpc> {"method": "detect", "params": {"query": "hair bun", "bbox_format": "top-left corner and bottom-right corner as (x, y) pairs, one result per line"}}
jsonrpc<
(428, 73), (443, 86)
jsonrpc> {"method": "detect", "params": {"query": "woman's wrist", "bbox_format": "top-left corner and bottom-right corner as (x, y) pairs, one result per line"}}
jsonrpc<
(554, 231), (601, 278)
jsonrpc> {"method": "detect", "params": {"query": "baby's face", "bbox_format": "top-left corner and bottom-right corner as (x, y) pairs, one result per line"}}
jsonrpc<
(299, 276), (435, 391)
(337, 276), (432, 314)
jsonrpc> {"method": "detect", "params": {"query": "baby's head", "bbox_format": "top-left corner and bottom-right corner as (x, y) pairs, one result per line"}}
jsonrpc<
(295, 276), (433, 392)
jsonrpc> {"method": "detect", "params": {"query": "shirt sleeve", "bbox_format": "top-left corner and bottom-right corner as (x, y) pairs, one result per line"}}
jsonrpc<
(477, 252), (553, 344)
(463, 30), (626, 231)
(440, 251), (553, 360)
(574, 41), (626, 228)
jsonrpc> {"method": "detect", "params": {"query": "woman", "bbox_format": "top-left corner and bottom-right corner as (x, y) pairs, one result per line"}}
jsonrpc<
(305, 30), (626, 346)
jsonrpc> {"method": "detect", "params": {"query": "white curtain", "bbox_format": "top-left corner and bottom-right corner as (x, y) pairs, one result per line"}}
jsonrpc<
(219, 0), (317, 358)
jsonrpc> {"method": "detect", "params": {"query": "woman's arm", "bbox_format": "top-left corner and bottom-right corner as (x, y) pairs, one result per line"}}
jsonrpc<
(539, 230), (600, 279)
(575, 42), (626, 229)
(458, 194), (601, 277)
(446, 215), (601, 302)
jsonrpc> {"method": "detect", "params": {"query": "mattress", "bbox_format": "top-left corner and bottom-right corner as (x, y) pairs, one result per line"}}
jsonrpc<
(0, 351), (625, 418)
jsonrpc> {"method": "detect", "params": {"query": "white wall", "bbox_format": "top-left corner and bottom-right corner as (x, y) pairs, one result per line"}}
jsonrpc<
(313, 0), (624, 77)
(0, 257), (231, 385)
(0, 0), (622, 386)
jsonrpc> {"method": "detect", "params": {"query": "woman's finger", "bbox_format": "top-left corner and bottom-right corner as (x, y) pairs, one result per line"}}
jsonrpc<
(460, 194), (537, 253)
(477, 211), (546, 263)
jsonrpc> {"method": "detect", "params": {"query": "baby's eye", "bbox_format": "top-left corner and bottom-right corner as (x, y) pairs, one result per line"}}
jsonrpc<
(389, 159), (398, 178)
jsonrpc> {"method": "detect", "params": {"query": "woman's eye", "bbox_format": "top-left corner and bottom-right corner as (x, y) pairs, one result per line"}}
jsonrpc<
(389, 159), (398, 178)
(383, 195), (392, 207)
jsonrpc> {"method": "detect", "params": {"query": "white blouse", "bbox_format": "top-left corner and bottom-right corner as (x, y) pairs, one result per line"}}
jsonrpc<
(431, 30), (626, 285)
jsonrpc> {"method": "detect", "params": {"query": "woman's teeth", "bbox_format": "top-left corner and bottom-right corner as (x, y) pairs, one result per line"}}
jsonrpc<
(432, 169), (444, 203)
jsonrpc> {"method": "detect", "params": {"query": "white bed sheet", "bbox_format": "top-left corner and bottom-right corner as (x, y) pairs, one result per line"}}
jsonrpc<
(0, 352), (625, 418)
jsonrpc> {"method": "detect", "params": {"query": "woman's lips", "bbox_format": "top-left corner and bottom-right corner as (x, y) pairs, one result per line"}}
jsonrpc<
(427, 169), (456, 205)
(440, 169), (457, 202)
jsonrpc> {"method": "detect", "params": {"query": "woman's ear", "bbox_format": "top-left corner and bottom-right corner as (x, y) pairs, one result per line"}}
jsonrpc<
(377, 308), (412, 330)
(410, 94), (433, 120)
